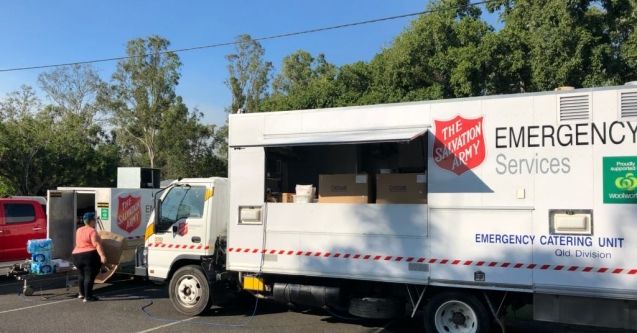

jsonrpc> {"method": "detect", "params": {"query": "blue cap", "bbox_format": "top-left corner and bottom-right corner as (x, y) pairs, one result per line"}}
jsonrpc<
(83, 212), (96, 223)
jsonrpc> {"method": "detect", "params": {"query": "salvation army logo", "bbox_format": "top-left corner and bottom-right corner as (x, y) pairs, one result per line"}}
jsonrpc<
(177, 220), (188, 236)
(433, 116), (485, 175)
(117, 195), (142, 233)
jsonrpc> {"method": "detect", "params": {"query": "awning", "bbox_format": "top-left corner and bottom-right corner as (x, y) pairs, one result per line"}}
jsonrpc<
(253, 125), (429, 147)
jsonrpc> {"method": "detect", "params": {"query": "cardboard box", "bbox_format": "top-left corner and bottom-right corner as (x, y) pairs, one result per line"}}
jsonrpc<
(281, 193), (294, 203)
(318, 174), (370, 203)
(376, 173), (427, 204)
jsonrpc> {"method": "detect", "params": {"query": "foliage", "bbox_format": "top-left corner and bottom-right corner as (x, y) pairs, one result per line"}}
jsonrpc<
(99, 35), (182, 168)
(0, 85), (41, 120)
(0, 90), (118, 195)
(157, 97), (227, 179)
(252, 0), (637, 112)
(225, 35), (273, 113)
(485, 0), (633, 90)
(38, 64), (105, 126)
(263, 50), (340, 111)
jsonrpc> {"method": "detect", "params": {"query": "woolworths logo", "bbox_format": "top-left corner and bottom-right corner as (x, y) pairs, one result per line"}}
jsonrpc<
(615, 173), (637, 191)
(604, 157), (637, 204)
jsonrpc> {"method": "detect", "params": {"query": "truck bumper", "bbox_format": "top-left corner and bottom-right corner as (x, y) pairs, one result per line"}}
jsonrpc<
(134, 245), (147, 277)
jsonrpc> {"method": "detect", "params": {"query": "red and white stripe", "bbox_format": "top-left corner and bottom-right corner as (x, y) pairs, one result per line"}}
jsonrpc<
(226, 247), (637, 276)
(147, 243), (210, 251)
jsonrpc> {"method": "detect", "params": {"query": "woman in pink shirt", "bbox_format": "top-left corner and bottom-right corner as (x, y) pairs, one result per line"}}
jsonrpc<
(71, 212), (106, 302)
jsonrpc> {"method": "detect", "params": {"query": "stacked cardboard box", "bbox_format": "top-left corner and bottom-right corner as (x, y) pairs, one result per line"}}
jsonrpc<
(318, 174), (370, 203)
(376, 173), (427, 204)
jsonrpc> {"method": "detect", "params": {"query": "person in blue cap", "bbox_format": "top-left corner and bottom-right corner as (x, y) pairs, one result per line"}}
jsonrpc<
(71, 212), (106, 302)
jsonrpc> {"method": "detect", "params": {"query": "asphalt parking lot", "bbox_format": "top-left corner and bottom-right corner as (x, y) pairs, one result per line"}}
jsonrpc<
(0, 275), (633, 333)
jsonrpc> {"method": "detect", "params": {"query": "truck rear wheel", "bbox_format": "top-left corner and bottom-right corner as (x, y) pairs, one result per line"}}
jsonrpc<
(169, 265), (211, 316)
(424, 292), (491, 333)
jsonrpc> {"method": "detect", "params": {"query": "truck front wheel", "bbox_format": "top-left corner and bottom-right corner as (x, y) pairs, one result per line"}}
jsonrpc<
(169, 265), (211, 316)
(424, 291), (491, 333)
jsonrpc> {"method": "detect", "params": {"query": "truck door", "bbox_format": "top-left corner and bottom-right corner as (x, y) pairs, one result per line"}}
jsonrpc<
(47, 190), (76, 260)
(0, 200), (44, 261)
(148, 184), (209, 278)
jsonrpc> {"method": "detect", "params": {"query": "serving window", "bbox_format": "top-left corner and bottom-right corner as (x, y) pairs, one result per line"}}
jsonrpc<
(264, 134), (428, 204)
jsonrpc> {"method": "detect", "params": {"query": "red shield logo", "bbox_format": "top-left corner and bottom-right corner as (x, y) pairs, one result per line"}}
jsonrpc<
(117, 195), (142, 233)
(433, 116), (485, 175)
(177, 220), (188, 236)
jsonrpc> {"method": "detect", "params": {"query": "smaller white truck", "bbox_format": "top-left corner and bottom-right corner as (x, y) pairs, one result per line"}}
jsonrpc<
(137, 84), (637, 333)
(47, 168), (161, 274)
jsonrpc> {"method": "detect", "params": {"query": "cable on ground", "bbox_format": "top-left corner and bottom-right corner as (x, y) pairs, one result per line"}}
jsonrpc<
(139, 296), (260, 328)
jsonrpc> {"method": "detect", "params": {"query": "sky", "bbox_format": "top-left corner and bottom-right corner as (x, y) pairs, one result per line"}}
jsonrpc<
(0, 1), (500, 126)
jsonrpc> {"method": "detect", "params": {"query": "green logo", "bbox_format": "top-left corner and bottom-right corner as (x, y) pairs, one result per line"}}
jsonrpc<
(615, 173), (637, 191)
(100, 208), (109, 220)
(604, 157), (637, 204)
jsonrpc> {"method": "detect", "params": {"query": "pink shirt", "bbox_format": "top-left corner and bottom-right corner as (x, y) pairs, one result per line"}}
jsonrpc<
(72, 226), (99, 254)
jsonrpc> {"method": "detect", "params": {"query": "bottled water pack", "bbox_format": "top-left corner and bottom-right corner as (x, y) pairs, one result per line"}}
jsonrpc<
(31, 252), (51, 263)
(26, 239), (53, 254)
(30, 262), (54, 275)
(27, 238), (54, 275)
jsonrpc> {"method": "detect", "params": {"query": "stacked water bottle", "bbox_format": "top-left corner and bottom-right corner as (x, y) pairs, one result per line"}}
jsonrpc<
(27, 239), (54, 275)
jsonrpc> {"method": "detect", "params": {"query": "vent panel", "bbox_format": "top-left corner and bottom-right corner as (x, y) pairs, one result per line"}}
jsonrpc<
(559, 95), (590, 121)
(621, 91), (637, 118)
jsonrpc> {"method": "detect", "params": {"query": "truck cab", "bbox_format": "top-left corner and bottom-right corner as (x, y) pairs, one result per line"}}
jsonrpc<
(139, 177), (229, 315)
(0, 198), (47, 263)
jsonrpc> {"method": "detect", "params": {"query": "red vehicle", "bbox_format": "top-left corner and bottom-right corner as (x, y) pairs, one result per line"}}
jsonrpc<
(0, 198), (47, 263)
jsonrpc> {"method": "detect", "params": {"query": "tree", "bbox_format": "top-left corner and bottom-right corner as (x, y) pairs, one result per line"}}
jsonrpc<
(486, 0), (636, 90)
(365, 0), (494, 101)
(0, 100), (118, 195)
(272, 50), (316, 94)
(0, 85), (41, 121)
(334, 61), (373, 106)
(157, 97), (227, 179)
(263, 50), (340, 111)
(100, 35), (181, 168)
(258, 0), (498, 111)
(225, 35), (272, 113)
(38, 64), (105, 126)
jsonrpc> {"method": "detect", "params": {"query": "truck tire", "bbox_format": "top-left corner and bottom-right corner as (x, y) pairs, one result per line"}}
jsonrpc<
(169, 265), (211, 316)
(23, 286), (34, 296)
(424, 292), (491, 333)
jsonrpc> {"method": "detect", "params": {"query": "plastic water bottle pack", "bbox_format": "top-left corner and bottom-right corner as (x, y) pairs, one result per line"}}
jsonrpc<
(26, 239), (52, 254)
(26, 238), (54, 275)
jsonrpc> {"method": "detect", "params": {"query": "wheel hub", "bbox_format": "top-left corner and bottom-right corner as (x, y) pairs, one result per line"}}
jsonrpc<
(176, 275), (201, 307)
(450, 310), (467, 326)
(434, 300), (478, 333)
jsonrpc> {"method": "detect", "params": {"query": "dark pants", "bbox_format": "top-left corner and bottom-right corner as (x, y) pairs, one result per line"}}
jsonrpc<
(72, 250), (101, 298)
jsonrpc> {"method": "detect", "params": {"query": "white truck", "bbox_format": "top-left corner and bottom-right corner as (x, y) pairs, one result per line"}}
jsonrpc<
(137, 84), (637, 332)
(47, 185), (160, 274)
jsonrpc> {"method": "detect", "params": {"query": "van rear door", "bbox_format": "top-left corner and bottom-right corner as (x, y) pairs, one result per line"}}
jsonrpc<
(47, 190), (76, 260)
(0, 200), (45, 261)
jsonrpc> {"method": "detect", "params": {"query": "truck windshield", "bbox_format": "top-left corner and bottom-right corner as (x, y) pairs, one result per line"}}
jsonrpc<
(156, 185), (206, 233)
